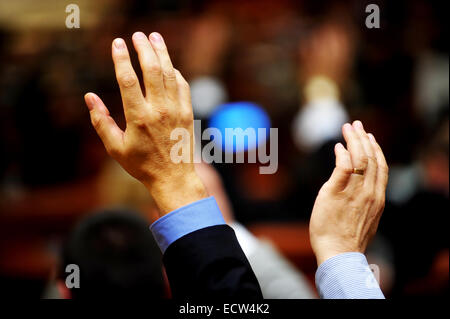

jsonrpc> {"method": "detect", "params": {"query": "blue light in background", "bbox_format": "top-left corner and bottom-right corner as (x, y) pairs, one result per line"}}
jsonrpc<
(208, 102), (271, 153)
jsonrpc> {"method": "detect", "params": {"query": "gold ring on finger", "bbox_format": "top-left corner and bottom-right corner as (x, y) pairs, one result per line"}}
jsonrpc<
(352, 168), (365, 175)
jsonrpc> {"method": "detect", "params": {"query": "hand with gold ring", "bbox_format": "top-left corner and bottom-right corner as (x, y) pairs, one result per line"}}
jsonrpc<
(309, 120), (389, 266)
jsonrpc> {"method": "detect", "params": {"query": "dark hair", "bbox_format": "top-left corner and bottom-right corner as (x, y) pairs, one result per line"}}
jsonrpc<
(61, 209), (165, 299)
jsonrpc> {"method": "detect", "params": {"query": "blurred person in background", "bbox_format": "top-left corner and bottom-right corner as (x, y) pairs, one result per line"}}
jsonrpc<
(55, 209), (166, 299)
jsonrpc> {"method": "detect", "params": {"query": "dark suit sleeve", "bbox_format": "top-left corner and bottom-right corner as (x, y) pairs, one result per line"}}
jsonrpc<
(163, 224), (263, 299)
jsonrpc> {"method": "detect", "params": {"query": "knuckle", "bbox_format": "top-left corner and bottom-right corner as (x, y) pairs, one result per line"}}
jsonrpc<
(115, 53), (129, 63)
(180, 108), (193, 122)
(163, 69), (176, 81)
(174, 68), (182, 77)
(367, 195), (376, 205)
(360, 189), (370, 199)
(367, 156), (377, 165)
(359, 155), (369, 166)
(118, 72), (138, 88)
(133, 115), (150, 129)
(176, 74), (189, 88)
(347, 194), (356, 203)
(181, 116), (193, 127)
(180, 79), (190, 90)
(155, 108), (170, 122)
(148, 64), (162, 76)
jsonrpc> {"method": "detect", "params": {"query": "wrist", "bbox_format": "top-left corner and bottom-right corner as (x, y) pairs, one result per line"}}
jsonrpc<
(316, 250), (346, 267)
(145, 169), (208, 216)
(313, 241), (365, 267)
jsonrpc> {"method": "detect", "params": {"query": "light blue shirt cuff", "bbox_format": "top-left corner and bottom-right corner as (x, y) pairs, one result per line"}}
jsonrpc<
(316, 252), (385, 299)
(150, 196), (226, 253)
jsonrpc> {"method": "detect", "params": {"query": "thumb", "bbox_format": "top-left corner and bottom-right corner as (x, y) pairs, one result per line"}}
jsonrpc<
(85, 93), (124, 156)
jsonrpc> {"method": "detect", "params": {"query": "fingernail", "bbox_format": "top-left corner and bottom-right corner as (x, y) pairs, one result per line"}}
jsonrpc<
(133, 32), (147, 41)
(113, 38), (125, 50)
(368, 133), (376, 142)
(150, 32), (163, 43)
(85, 93), (96, 111)
(353, 120), (364, 130)
(335, 142), (344, 150)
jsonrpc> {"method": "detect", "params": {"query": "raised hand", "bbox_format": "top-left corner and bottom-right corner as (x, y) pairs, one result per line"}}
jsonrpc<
(309, 121), (389, 266)
(84, 32), (207, 215)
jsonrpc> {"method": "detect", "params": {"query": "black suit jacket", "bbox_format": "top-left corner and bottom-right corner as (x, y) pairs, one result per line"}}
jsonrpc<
(163, 224), (263, 299)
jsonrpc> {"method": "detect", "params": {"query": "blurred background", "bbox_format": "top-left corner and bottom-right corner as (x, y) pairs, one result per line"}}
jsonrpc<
(0, 0), (448, 298)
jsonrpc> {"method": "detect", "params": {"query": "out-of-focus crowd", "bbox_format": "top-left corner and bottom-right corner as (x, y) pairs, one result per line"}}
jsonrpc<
(0, 0), (448, 298)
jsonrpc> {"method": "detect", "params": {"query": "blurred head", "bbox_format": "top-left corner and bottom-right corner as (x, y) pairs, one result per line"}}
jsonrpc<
(60, 209), (165, 299)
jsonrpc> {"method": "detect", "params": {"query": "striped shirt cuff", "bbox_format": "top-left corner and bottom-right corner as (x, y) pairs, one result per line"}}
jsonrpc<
(315, 252), (385, 299)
